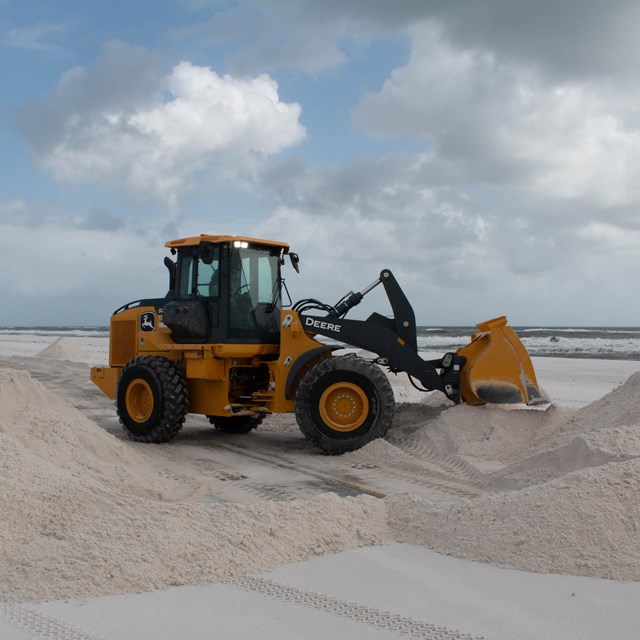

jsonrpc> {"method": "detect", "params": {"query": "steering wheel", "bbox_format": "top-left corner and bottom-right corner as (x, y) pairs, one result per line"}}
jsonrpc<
(232, 284), (251, 302)
(230, 285), (254, 328)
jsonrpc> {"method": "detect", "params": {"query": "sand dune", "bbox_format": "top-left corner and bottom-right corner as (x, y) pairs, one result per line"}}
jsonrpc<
(1, 337), (640, 606)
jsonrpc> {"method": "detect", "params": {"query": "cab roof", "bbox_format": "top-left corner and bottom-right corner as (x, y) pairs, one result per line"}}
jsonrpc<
(165, 235), (290, 251)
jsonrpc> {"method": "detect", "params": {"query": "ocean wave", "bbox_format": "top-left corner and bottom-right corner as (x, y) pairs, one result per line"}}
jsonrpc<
(0, 327), (109, 338)
(415, 333), (640, 360)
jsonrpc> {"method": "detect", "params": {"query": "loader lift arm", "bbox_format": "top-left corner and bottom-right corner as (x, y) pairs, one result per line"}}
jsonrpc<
(296, 269), (465, 403)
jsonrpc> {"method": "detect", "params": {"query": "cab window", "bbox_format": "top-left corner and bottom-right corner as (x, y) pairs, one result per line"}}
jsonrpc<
(176, 248), (220, 298)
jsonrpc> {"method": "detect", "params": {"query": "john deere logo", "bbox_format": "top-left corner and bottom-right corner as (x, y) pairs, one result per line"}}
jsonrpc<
(140, 312), (156, 332)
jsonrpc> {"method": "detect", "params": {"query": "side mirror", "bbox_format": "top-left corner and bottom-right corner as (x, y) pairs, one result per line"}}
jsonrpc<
(199, 242), (216, 265)
(289, 252), (300, 273)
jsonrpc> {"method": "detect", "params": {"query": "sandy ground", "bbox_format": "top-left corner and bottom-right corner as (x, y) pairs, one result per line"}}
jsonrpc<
(1, 334), (640, 639)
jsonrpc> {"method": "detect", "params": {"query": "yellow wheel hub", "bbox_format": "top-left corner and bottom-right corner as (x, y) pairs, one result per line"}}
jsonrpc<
(319, 382), (369, 432)
(125, 378), (154, 423)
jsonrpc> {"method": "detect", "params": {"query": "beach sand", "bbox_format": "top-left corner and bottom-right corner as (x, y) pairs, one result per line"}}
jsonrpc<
(1, 334), (640, 639)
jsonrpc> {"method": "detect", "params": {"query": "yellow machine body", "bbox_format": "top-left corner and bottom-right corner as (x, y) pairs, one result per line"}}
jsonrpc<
(90, 233), (544, 454)
(91, 305), (330, 417)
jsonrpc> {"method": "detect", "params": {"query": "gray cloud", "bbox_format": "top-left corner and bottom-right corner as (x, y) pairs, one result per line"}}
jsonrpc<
(17, 41), (162, 157)
(78, 208), (126, 232)
(431, 1), (640, 82)
(178, 0), (640, 80)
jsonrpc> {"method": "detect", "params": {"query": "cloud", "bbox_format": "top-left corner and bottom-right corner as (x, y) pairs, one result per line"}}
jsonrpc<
(0, 198), (29, 223)
(251, 150), (640, 325)
(8, 2), (640, 326)
(77, 208), (126, 232)
(352, 22), (640, 210)
(176, 0), (640, 79)
(0, 198), (173, 324)
(174, 0), (446, 74)
(172, 5), (347, 74)
(428, 0), (640, 82)
(254, 155), (505, 308)
(17, 41), (307, 213)
(1, 23), (66, 51)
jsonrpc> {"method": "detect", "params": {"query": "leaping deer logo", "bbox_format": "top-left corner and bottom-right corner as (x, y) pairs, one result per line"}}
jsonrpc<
(140, 313), (155, 332)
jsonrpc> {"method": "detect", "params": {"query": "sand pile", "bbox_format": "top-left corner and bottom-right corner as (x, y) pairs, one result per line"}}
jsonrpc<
(0, 369), (189, 502)
(36, 337), (92, 363)
(4, 360), (640, 601)
(388, 458), (640, 581)
(0, 369), (387, 602)
(564, 370), (640, 435)
(484, 372), (640, 489)
(385, 372), (640, 580)
(392, 402), (572, 466)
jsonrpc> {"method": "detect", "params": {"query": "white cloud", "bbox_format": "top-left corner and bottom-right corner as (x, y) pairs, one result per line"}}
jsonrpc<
(18, 43), (306, 213)
(259, 200), (640, 325)
(250, 147), (640, 325)
(353, 22), (640, 210)
(130, 62), (304, 156)
(578, 222), (640, 251)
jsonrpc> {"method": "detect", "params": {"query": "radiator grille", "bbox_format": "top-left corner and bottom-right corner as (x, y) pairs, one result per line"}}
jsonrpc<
(110, 319), (136, 366)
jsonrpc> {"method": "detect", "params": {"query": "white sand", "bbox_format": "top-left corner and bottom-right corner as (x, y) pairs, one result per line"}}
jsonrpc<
(1, 334), (640, 608)
(382, 373), (640, 580)
(0, 370), (386, 602)
(0, 335), (108, 362)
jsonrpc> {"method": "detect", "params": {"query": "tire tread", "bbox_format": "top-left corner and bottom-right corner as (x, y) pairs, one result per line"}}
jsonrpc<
(117, 356), (188, 443)
(294, 355), (394, 454)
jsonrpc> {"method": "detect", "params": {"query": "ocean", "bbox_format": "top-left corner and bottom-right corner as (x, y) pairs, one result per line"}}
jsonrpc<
(1, 326), (639, 360)
(416, 326), (640, 360)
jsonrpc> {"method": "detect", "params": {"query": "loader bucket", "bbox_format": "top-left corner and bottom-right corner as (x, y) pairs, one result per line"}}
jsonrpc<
(456, 316), (543, 406)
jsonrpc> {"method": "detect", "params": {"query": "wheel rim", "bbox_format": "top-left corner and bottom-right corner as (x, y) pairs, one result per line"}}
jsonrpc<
(318, 382), (369, 432)
(125, 378), (154, 423)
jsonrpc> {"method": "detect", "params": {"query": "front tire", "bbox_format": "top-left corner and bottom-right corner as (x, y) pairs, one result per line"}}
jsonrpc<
(116, 356), (188, 443)
(294, 356), (394, 454)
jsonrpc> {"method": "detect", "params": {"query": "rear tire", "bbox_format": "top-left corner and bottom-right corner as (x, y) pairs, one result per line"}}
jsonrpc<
(294, 356), (394, 454)
(116, 356), (188, 443)
(207, 415), (264, 433)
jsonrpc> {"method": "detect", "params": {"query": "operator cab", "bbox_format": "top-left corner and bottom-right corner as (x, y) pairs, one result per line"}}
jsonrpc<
(162, 235), (292, 344)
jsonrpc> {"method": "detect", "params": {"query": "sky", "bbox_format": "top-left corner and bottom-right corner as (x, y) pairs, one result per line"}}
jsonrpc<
(2, 0), (640, 327)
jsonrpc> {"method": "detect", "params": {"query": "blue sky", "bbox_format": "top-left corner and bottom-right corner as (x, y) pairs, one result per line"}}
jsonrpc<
(2, 0), (640, 326)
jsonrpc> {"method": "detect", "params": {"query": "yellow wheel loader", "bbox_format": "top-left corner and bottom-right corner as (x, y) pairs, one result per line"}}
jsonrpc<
(91, 235), (543, 454)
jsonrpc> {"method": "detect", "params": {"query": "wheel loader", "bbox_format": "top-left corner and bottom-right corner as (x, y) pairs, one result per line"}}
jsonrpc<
(91, 234), (543, 454)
